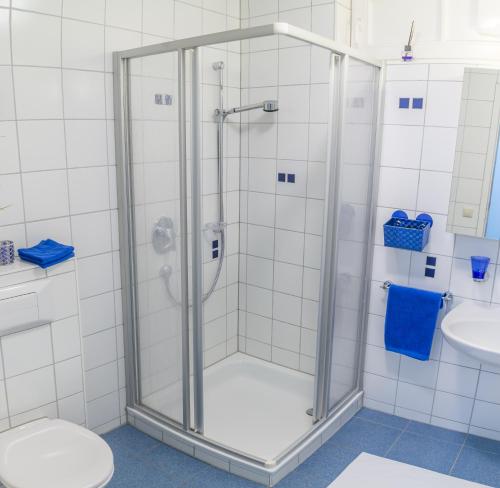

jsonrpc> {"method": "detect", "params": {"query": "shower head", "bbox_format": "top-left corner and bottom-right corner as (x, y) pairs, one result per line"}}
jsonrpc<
(223, 100), (279, 117)
(262, 100), (279, 112)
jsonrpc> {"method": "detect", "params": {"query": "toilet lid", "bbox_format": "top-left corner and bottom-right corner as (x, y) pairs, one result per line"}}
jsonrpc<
(0, 418), (114, 488)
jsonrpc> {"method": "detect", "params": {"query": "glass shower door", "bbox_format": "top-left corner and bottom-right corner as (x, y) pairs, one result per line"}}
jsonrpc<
(127, 50), (188, 425)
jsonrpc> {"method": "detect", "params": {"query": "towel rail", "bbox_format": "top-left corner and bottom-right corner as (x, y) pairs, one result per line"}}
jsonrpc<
(380, 280), (453, 303)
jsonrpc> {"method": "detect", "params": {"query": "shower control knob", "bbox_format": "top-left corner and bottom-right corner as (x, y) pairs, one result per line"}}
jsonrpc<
(152, 217), (176, 254)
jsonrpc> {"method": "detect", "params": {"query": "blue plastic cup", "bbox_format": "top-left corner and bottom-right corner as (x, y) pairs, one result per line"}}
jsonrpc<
(471, 256), (490, 281)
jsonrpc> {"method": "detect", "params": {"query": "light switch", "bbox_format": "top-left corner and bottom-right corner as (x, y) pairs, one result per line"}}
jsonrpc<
(462, 207), (474, 218)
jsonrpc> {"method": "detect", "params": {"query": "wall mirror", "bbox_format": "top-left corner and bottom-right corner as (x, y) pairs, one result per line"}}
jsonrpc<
(447, 67), (500, 239)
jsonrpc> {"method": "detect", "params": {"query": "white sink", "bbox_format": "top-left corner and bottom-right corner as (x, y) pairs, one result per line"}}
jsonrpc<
(441, 302), (500, 367)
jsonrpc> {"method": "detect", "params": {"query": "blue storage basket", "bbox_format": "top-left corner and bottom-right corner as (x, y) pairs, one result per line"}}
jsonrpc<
(384, 211), (433, 252)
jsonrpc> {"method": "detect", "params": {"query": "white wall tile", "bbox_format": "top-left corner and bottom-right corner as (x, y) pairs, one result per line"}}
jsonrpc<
(421, 127), (457, 172)
(18, 121), (66, 171)
(68, 167), (109, 214)
(77, 253), (114, 299)
(432, 390), (474, 424)
(380, 125), (423, 169)
(396, 382), (434, 414)
(13, 67), (63, 119)
(377, 167), (419, 209)
(0, 174), (25, 226)
(436, 362), (479, 398)
(71, 211), (112, 258)
(51, 316), (81, 362)
(6, 366), (56, 416)
(22, 170), (69, 221)
(425, 81), (462, 127)
(11, 11), (61, 67)
(0, 122), (19, 174)
(63, 70), (106, 119)
(63, 0), (105, 23)
(2, 326), (53, 377)
(83, 328), (117, 371)
(12, 0), (61, 15)
(62, 19), (104, 71)
(55, 356), (83, 398)
(106, 0), (142, 31)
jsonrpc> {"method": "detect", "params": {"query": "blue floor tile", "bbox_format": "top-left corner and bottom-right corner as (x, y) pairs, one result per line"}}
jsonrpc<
(107, 448), (177, 487)
(386, 432), (462, 474)
(451, 447), (500, 487)
(466, 434), (500, 455)
(104, 425), (161, 455)
(406, 421), (467, 445)
(329, 417), (401, 456)
(276, 444), (359, 488)
(147, 444), (214, 485)
(187, 467), (262, 487)
(356, 408), (409, 430)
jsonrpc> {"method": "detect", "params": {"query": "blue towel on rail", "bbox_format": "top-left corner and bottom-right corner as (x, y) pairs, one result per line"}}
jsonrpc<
(18, 239), (75, 269)
(384, 284), (442, 361)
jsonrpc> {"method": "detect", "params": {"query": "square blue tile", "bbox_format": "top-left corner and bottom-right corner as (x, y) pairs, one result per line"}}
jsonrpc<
(278, 172), (286, 182)
(328, 417), (401, 456)
(426, 256), (437, 266)
(466, 434), (500, 455)
(406, 421), (467, 445)
(277, 444), (359, 488)
(212, 249), (219, 259)
(412, 97), (424, 109)
(399, 97), (410, 109)
(425, 267), (435, 278)
(212, 240), (218, 249)
(386, 432), (462, 474)
(287, 173), (295, 183)
(355, 408), (409, 430)
(452, 447), (500, 487)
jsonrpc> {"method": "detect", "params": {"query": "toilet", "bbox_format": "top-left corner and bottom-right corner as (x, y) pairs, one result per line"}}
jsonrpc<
(0, 418), (114, 488)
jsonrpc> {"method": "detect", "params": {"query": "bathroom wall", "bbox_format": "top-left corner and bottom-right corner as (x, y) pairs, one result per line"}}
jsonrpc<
(237, 0), (352, 373)
(0, 261), (89, 430)
(364, 61), (500, 441)
(0, 0), (240, 432)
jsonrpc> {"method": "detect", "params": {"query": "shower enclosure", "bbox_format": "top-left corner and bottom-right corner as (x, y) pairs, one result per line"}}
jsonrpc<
(114, 23), (382, 486)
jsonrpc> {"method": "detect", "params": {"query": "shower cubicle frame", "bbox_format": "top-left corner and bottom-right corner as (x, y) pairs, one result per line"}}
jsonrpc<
(114, 22), (383, 482)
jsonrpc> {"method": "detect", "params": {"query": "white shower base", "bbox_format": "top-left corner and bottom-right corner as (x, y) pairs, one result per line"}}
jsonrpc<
(143, 352), (315, 461)
(203, 353), (314, 461)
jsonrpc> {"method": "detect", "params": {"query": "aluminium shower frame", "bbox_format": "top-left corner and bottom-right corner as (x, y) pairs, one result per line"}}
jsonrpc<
(114, 22), (383, 473)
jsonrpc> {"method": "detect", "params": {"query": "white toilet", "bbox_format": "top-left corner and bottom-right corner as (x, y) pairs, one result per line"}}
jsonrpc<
(0, 418), (114, 488)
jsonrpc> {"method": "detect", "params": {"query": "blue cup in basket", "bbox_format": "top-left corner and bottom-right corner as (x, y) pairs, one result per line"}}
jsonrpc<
(471, 256), (490, 282)
(0, 240), (15, 266)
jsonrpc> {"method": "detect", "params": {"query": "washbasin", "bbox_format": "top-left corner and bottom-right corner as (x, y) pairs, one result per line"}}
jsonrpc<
(441, 301), (500, 367)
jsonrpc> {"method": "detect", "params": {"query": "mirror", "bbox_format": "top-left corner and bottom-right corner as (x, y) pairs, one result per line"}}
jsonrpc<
(447, 67), (500, 239)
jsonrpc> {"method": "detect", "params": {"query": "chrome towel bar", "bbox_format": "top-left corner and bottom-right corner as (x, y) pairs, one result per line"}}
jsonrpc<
(380, 280), (453, 303)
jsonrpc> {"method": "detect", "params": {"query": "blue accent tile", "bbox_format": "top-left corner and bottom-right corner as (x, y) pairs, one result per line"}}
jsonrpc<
(212, 250), (219, 259)
(399, 97), (410, 109)
(386, 432), (462, 474)
(276, 444), (359, 487)
(212, 240), (218, 249)
(406, 421), (467, 444)
(355, 408), (409, 430)
(426, 256), (437, 266)
(452, 447), (500, 486)
(425, 267), (435, 278)
(278, 172), (286, 182)
(412, 97), (424, 109)
(329, 417), (401, 456)
(287, 173), (295, 183)
(466, 434), (500, 455)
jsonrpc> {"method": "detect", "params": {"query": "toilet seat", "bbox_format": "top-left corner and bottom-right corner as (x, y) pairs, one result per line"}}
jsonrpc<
(0, 418), (114, 488)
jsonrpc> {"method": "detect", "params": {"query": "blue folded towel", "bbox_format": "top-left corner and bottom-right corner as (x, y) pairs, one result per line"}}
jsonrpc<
(384, 284), (442, 361)
(18, 239), (75, 269)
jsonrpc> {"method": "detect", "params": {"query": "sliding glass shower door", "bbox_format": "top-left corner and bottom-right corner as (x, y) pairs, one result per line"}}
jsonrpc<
(125, 50), (188, 426)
